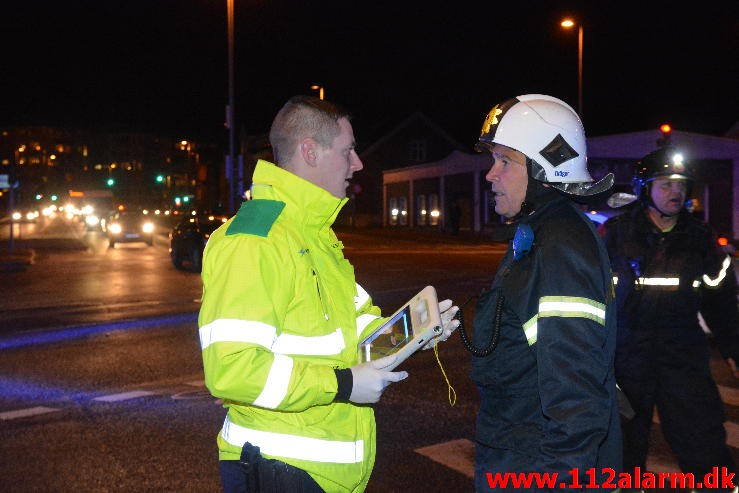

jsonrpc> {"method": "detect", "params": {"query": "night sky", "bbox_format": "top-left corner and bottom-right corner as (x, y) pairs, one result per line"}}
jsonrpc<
(2, 1), (738, 151)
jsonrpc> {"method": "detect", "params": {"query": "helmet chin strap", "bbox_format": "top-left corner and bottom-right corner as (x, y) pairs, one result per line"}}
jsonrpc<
(507, 165), (552, 223)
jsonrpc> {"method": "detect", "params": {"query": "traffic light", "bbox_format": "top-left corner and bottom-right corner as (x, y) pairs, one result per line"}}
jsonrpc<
(106, 178), (115, 186)
(155, 174), (164, 183)
(656, 123), (672, 147)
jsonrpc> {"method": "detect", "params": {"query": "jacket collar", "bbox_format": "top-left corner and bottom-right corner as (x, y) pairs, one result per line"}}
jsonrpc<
(250, 160), (347, 231)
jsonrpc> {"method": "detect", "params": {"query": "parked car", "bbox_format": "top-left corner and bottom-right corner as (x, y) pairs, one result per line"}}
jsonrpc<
(169, 213), (228, 271)
(107, 210), (155, 247)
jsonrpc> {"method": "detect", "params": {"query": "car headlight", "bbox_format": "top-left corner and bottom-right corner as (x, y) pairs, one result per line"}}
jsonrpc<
(142, 222), (155, 233)
(85, 215), (100, 226)
(109, 223), (122, 234)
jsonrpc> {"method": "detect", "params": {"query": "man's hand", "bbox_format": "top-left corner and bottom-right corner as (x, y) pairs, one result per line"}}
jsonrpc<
(349, 355), (408, 404)
(421, 299), (460, 350)
(726, 357), (739, 379)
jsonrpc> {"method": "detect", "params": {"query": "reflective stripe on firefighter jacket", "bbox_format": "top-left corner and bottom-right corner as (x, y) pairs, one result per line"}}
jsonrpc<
(198, 160), (384, 493)
(601, 203), (739, 366)
(472, 194), (622, 486)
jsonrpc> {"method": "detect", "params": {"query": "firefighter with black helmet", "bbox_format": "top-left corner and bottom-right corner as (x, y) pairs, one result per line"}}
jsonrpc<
(601, 146), (739, 491)
(467, 94), (621, 491)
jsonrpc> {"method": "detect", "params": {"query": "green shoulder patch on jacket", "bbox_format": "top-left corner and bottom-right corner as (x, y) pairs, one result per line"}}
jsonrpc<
(226, 199), (285, 237)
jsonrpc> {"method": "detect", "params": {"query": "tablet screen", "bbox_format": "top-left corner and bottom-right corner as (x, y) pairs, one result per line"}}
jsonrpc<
(359, 305), (414, 362)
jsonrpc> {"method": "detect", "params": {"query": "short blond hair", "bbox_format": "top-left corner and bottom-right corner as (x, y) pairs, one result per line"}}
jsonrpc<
(269, 95), (350, 165)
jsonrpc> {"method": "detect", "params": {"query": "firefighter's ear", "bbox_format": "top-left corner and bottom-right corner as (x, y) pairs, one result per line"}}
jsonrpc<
(300, 139), (318, 167)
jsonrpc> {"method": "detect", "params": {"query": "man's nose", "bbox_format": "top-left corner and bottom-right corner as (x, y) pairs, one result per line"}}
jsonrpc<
(351, 153), (363, 171)
(485, 165), (498, 182)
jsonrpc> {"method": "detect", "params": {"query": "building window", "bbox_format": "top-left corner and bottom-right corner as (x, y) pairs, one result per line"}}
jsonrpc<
(428, 194), (440, 226)
(389, 197), (398, 226)
(408, 140), (427, 163)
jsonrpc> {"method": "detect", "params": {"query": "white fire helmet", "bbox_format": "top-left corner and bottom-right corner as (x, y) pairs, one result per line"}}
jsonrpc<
(475, 94), (613, 197)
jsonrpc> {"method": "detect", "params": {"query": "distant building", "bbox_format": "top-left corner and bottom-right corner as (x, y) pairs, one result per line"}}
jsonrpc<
(379, 122), (739, 240)
(0, 127), (221, 212)
(350, 112), (467, 227)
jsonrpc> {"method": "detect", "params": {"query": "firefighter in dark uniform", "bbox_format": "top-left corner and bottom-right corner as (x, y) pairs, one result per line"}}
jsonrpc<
(601, 146), (739, 492)
(466, 94), (622, 491)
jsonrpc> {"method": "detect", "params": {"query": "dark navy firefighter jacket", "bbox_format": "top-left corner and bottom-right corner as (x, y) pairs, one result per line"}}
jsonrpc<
(472, 194), (622, 490)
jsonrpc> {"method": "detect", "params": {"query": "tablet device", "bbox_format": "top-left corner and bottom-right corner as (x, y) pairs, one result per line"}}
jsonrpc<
(357, 285), (442, 371)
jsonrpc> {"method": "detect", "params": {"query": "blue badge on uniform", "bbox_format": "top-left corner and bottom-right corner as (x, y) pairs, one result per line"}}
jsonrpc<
(513, 224), (534, 260)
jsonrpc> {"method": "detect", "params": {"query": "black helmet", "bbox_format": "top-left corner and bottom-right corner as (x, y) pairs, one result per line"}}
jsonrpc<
(632, 146), (693, 200)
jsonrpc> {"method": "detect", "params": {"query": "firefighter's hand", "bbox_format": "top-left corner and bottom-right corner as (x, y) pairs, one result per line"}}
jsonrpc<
(726, 357), (739, 379)
(349, 355), (408, 404)
(421, 299), (460, 350)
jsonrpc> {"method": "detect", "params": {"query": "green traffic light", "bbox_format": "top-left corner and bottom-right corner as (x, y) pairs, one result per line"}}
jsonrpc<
(156, 175), (164, 183)
(106, 178), (115, 186)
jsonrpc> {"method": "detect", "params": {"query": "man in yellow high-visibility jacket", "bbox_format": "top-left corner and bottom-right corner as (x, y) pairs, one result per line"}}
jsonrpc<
(199, 95), (458, 493)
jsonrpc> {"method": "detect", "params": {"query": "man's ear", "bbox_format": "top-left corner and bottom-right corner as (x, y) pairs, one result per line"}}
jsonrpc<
(300, 139), (318, 167)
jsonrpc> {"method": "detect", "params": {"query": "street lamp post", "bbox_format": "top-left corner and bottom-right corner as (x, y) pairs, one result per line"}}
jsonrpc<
(226, 0), (237, 214)
(560, 18), (584, 119)
(310, 85), (325, 100)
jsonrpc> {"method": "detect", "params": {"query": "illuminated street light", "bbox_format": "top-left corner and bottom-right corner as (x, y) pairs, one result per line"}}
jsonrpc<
(310, 85), (325, 100)
(560, 18), (584, 119)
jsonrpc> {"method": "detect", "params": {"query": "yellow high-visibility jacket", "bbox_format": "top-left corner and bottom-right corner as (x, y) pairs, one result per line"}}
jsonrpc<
(199, 160), (384, 492)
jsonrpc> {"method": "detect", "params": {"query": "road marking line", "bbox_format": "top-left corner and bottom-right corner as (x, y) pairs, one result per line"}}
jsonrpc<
(645, 457), (681, 473)
(415, 438), (686, 477)
(0, 406), (60, 421)
(415, 438), (475, 478)
(718, 384), (739, 407)
(93, 390), (155, 402)
(725, 422), (739, 449)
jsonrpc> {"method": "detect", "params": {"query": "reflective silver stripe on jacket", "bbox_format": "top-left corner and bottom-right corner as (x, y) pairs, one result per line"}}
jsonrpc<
(354, 283), (371, 310)
(199, 319), (346, 355)
(221, 415), (364, 464)
(355, 283), (380, 336)
(200, 319), (276, 350)
(702, 255), (731, 288)
(612, 255), (731, 290)
(356, 314), (379, 336)
(253, 354), (293, 409)
(523, 296), (606, 346)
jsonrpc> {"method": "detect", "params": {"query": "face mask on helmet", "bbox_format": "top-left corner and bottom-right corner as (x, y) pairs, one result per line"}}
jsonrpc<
(632, 146), (693, 200)
(475, 94), (613, 197)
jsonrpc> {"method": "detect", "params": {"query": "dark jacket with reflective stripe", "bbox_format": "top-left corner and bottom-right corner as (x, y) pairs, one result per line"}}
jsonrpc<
(601, 203), (739, 375)
(472, 194), (621, 489)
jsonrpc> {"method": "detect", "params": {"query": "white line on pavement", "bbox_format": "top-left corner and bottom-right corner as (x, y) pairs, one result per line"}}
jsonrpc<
(93, 390), (155, 402)
(415, 439), (686, 478)
(0, 406), (60, 421)
(415, 438), (475, 478)
(718, 384), (739, 407)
